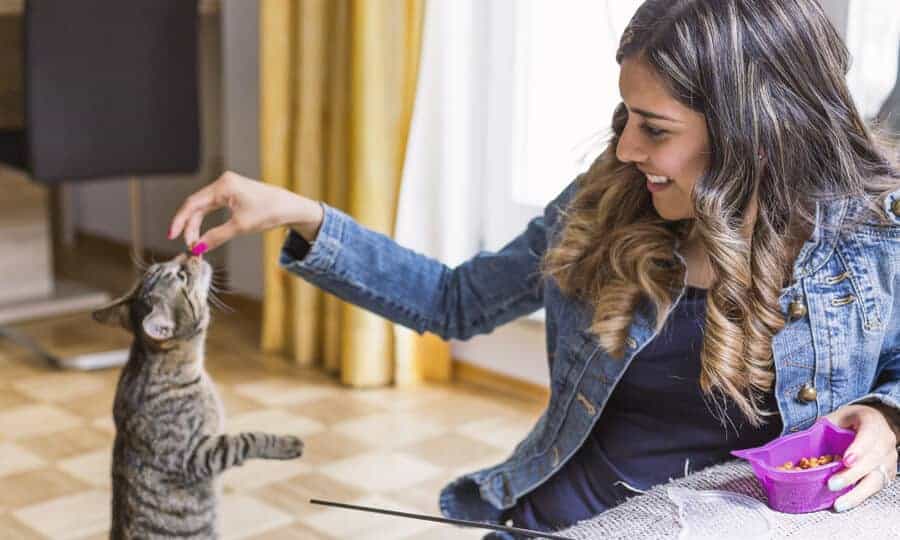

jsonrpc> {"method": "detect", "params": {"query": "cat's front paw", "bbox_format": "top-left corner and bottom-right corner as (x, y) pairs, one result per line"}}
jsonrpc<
(272, 435), (304, 459)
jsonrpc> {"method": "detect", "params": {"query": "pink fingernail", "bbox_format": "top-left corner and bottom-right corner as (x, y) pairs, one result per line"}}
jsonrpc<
(842, 453), (857, 467)
(191, 242), (208, 255)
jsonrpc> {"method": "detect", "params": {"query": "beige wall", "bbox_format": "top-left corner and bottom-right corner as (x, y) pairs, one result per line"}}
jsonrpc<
(221, 0), (263, 299)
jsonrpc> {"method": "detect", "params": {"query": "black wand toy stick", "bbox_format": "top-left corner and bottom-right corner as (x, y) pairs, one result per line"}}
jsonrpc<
(309, 498), (572, 539)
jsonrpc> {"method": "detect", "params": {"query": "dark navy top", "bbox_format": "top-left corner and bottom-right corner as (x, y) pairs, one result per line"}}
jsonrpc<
(503, 286), (783, 532)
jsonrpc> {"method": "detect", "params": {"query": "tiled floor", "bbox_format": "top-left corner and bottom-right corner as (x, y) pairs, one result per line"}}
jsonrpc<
(0, 302), (544, 539)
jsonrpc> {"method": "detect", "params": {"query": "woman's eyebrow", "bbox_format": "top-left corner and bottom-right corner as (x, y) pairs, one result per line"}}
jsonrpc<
(631, 107), (682, 123)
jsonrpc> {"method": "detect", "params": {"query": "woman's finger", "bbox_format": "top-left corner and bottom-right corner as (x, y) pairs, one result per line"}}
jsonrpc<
(194, 221), (239, 253)
(183, 211), (206, 249)
(833, 466), (890, 512)
(169, 184), (219, 240)
(827, 422), (884, 491)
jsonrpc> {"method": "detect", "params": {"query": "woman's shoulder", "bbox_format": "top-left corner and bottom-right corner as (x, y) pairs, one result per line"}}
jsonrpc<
(542, 176), (584, 228)
(840, 189), (900, 238)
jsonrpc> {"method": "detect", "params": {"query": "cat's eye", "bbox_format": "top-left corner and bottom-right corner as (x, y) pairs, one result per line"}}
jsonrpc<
(177, 269), (188, 282)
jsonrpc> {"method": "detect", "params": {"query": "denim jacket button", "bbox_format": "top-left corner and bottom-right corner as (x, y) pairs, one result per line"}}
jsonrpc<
(788, 301), (807, 320)
(797, 383), (817, 403)
(892, 199), (900, 218)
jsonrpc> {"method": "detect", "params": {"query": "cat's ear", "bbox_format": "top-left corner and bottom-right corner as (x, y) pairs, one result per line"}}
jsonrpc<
(141, 305), (175, 342)
(92, 284), (138, 331)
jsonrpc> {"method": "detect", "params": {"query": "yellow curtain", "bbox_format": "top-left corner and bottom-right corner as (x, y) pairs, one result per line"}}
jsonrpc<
(259, 0), (450, 387)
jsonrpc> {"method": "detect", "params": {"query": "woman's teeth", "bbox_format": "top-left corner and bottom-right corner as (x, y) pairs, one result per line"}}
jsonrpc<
(647, 174), (670, 184)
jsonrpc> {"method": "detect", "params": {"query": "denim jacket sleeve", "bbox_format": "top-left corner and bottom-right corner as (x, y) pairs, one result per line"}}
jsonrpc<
(279, 184), (576, 340)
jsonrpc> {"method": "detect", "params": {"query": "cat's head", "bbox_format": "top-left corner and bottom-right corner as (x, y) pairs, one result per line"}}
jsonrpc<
(92, 253), (213, 348)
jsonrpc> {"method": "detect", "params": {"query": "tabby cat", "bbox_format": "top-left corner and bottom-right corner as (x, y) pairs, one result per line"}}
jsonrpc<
(93, 253), (303, 539)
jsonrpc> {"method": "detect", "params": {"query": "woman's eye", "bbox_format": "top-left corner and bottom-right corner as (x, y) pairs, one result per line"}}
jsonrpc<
(641, 124), (667, 138)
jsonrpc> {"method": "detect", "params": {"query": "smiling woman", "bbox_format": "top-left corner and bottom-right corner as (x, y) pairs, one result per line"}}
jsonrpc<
(616, 58), (712, 222)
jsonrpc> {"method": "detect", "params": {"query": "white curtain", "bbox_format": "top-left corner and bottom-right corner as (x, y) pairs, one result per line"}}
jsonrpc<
(394, 0), (482, 269)
(845, 0), (900, 121)
(392, 0), (484, 379)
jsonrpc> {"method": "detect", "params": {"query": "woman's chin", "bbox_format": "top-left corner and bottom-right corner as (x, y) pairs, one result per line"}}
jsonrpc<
(652, 202), (691, 221)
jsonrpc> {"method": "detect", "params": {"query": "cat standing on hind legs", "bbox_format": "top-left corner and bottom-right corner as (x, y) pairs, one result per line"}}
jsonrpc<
(93, 253), (304, 539)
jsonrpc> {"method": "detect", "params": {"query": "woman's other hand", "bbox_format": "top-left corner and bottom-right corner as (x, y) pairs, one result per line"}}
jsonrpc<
(168, 171), (324, 253)
(825, 404), (899, 512)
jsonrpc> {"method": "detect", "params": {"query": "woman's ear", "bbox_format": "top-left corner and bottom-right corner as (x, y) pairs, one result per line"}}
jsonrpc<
(92, 283), (139, 332)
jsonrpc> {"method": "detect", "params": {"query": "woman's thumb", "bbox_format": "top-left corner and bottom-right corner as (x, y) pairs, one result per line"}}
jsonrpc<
(191, 222), (239, 255)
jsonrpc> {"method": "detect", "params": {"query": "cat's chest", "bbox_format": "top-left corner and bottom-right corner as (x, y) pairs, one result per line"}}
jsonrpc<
(114, 369), (223, 433)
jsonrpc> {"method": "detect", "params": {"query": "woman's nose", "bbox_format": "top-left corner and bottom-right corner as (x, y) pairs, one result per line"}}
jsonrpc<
(616, 123), (648, 164)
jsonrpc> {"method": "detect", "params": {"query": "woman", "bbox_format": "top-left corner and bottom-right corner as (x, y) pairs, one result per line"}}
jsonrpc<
(170, 0), (900, 535)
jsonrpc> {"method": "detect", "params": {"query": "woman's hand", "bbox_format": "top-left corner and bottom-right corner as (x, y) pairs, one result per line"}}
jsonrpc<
(825, 404), (898, 512)
(168, 171), (324, 253)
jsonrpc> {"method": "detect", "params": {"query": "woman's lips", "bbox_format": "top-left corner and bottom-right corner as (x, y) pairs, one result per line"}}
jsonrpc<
(646, 173), (672, 193)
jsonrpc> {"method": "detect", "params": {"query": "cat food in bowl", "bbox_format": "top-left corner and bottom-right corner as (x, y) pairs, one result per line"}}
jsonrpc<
(731, 417), (855, 513)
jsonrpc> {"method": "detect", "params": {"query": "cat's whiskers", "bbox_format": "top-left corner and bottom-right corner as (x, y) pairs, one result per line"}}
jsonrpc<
(130, 251), (151, 273)
(206, 289), (234, 313)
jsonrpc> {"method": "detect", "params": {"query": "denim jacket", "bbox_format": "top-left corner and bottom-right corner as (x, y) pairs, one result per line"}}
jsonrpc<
(280, 181), (900, 527)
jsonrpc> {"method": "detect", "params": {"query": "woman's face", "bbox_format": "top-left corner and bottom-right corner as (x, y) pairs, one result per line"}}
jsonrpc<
(616, 58), (711, 221)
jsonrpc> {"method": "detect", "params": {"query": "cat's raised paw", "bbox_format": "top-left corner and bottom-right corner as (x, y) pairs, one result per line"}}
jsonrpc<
(274, 435), (304, 459)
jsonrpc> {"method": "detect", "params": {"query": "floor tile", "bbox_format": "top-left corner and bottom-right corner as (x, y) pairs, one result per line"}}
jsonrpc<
(0, 358), (50, 382)
(0, 513), (45, 539)
(289, 394), (385, 426)
(232, 379), (337, 407)
(0, 468), (91, 510)
(290, 429), (371, 467)
(416, 393), (536, 428)
(0, 404), (83, 441)
(12, 490), (109, 539)
(13, 372), (109, 403)
(245, 522), (336, 540)
(91, 416), (115, 434)
(0, 388), (32, 411)
(58, 450), (111, 489)
(219, 494), (294, 540)
(226, 410), (325, 439)
(20, 426), (111, 461)
(58, 388), (116, 420)
(351, 386), (451, 412)
(218, 386), (266, 415)
(333, 412), (445, 450)
(455, 415), (536, 450)
(320, 452), (443, 493)
(0, 443), (46, 478)
(401, 432), (510, 469)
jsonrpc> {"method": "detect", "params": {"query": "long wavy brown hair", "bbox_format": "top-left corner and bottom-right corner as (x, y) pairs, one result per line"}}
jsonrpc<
(542, 0), (900, 425)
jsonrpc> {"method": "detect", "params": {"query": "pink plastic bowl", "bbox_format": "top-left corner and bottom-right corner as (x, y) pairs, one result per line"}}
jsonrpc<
(731, 417), (855, 513)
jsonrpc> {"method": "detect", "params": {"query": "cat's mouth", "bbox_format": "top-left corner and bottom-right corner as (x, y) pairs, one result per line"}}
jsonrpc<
(186, 254), (212, 290)
(173, 253), (212, 292)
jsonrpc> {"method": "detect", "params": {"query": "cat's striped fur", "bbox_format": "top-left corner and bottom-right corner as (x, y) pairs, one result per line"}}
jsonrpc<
(94, 253), (303, 539)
